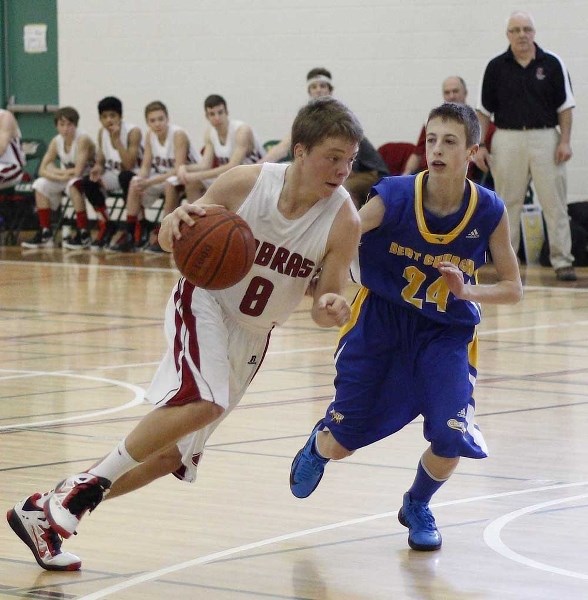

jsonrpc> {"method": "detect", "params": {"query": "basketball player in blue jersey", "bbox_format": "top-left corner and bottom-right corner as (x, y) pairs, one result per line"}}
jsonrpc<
(290, 103), (523, 552)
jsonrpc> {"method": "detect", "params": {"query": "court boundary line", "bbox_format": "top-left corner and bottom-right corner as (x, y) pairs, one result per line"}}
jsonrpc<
(484, 493), (588, 580)
(77, 480), (588, 600)
(0, 370), (144, 431)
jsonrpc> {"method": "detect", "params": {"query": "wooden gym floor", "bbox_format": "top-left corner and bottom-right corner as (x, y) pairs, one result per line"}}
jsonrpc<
(0, 245), (587, 599)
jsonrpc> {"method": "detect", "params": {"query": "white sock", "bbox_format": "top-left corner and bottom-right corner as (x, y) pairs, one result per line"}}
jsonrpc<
(88, 439), (140, 483)
(312, 432), (329, 461)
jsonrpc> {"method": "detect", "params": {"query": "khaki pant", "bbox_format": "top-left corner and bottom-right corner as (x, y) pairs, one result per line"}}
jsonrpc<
(491, 128), (573, 270)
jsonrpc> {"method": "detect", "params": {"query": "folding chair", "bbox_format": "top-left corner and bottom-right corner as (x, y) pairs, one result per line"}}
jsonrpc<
(0, 138), (46, 245)
(263, 139), (281, 152)
(377, 142), (416, 176)
(107, 191), (127, 224)
(263, 139), (291, 163)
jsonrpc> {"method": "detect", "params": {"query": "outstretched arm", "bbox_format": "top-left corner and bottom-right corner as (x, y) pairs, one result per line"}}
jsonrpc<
(358, 194), (385, 234)
(311, 199), (361, 327)
(438, 210), (522, 305)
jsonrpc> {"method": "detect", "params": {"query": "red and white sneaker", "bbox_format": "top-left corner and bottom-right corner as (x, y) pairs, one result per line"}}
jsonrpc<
(45, 473), (111, 538)
(7, 492), (82, 571)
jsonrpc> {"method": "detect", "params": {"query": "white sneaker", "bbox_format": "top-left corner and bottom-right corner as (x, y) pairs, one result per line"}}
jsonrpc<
(45, 473), (110, 538)
(7, 492), (82, 571)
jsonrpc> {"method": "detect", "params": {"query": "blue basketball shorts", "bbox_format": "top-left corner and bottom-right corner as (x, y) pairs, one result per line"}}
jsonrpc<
(322, 289), (488, 459)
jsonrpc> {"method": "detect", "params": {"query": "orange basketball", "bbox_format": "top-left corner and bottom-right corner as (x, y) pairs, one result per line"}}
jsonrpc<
(173, 206), (256, 290)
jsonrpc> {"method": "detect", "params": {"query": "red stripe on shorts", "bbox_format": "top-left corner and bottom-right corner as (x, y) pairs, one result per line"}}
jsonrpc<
(167, 279), (203, 406)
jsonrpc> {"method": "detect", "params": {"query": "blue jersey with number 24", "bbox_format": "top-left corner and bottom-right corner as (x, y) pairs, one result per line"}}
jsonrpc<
(358, 172), (505, 326)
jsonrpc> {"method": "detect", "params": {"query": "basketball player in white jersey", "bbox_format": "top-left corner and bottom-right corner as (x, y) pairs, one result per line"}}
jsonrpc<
(81, 96), (143, 250)
(7, 96), (363, 570)
(176, 94), (265, 202)
(0, 108), (26, 190)
(20, 107), (94, 249)
(108, 100), (200, 252)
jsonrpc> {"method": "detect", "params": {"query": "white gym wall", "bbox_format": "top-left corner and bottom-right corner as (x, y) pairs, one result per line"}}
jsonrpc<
(57, 0), (587, 201)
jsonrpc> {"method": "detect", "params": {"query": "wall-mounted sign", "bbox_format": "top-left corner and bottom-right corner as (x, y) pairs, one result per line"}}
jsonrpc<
(23, 24), (47, 53)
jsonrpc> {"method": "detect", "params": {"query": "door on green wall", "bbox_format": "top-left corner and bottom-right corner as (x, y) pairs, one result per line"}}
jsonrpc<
(2, 0), (58, 155)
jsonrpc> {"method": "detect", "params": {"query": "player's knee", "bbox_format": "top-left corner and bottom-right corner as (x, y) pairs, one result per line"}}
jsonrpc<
(183, 399), (224, 429)
(163, 449), (184, 473)
(208, 402), (225, 421)
(150, 446), (184, 474)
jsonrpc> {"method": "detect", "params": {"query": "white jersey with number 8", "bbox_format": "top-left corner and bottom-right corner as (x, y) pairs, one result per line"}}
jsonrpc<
(211, 162), (348, 333)
(144, 162), (349, 482)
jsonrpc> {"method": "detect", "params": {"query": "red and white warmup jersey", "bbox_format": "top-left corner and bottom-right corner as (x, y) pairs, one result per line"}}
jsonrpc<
(209, 118), (265, 165)
(0, 117), (26, 189)
(99, 121), (142, 174)
(147, 124), (200, 175)
(54, 131), (91, 176)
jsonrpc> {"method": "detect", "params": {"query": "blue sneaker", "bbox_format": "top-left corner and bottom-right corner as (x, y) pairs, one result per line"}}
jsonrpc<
(397, 492), (442, 551)
(290, 421), (329, 498)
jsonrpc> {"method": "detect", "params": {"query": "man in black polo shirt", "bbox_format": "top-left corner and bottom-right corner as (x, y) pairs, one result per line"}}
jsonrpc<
(475, 10), (577, 281)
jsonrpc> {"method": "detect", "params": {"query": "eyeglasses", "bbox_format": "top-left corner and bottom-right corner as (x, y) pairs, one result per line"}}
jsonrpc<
(507, 26), (534, 34)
